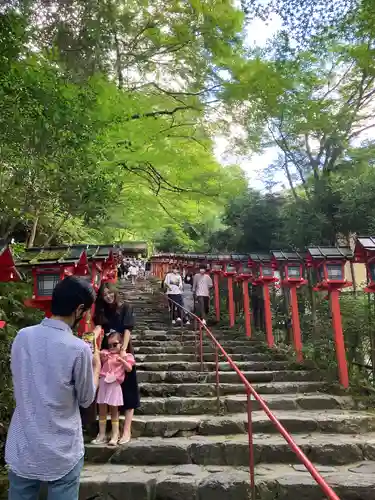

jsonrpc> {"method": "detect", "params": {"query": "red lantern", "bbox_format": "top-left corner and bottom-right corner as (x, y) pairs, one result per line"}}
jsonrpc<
(0, 242), (21, 328)
(250, 254), (278, 348)
(272, 251), (307, 361)
(354, 237), (375, 292)
(236, 259), (253, 338)
(20, 246), (90, 317)
(222, 258), (237, 328)
(306, 246), (353, 388)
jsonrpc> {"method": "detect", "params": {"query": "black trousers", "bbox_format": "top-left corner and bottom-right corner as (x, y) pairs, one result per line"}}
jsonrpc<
(196, 295), (209, 320)
(168, 294), (183, 320)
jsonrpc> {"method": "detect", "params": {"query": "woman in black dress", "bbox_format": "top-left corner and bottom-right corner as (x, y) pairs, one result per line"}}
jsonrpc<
(94, 282), (140, 444)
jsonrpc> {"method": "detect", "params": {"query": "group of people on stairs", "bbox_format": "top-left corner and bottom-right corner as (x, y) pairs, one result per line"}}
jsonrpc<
(163, 265), (213, 325)
(5, 277), (140, 500)
(117, 258), (151, 284)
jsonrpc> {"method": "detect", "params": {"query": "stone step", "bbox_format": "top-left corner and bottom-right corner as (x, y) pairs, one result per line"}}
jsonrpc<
(79, 462), (375, 500)
(135, 394), (353, 416)
(137, 370), (322, 384)
(132, 332), (265, 342)
(131, 410), (375, 438)
(138, 381), (332, 398)
(134, 329), (265, 337)
(137, 361), (294, 372)
(136, 352), (285, 363)
(133, 345), (274, 355)
(85, 433), (375, 467)
(133, 340), (270, 351)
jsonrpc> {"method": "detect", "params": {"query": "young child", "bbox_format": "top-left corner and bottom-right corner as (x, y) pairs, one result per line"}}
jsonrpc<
(92, 331), (135, 446)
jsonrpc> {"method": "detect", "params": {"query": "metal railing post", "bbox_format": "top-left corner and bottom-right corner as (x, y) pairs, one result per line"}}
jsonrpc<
(247, 389), (256, 499)
(215, 345), (220, 414)
(199, 324), (203, 372)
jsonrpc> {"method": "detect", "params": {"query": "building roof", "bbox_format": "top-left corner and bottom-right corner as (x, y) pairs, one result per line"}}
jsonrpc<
(271, 250), (306, 262)
(18, 246), (88, 267)
(307, 246), (353, 260)
(249, 253), (272, 263)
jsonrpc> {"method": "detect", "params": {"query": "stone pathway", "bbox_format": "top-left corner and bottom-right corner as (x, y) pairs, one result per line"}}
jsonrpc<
(81, 279), (375, 499)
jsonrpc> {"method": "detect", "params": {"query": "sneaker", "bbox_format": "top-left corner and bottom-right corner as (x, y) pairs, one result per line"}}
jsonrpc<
(172, 320), (176, 325)
(186, 321), (191, 326)
(176, 317), (182, 323)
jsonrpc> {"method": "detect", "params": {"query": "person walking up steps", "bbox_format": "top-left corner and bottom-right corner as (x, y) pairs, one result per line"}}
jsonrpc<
(92, 331), (135, 446)
(128, 262), (138, 285)
(193, 266), (213, 325)
(164, 267), (183, 325)
(6, 277), (101, 500)
(182, 274), (194, 325)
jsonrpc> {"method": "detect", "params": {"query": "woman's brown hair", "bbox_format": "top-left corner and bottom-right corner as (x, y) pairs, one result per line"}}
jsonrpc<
(93, 282), (120, 326)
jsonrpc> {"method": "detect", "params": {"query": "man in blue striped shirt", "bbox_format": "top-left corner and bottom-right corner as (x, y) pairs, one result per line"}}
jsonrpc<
(6, 276), (101, 500)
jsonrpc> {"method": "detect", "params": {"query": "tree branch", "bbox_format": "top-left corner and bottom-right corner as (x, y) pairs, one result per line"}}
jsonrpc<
(127, 105), (199, 121)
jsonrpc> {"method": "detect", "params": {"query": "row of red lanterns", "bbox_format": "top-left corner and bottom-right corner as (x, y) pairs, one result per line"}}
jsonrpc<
(151, 244), (375, 389)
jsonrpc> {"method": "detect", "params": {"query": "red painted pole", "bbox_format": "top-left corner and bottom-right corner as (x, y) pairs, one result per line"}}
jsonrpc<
(215, 345), (220, 414)
(247, 389), (256, 499)
(228, 276), (235, 327)
(242, 280), (252, 338)
(213, 273), (220, 322)
(263, 284), (274, 347)
(289, 286), (303, 362)
(199, 324), (203, 372)
(330, 289), (349, 388)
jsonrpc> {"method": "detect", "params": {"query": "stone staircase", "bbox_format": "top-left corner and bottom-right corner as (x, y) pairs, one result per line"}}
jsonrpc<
(81, 280), (375, 499)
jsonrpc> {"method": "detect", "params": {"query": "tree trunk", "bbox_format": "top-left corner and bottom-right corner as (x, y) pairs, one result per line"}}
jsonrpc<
(27, 215), (39, 248)
(114, 31), (124, 89)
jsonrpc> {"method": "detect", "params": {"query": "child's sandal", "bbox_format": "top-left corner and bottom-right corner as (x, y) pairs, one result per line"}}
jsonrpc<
(108, 438), (118, 447)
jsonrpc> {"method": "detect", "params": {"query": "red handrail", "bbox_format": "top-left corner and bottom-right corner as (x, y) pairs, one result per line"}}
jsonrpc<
(163, 294), (340, 500)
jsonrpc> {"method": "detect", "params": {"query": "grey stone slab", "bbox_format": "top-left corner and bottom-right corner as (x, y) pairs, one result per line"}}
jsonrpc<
(137, 369), (320, 385)
(86, 433), (375, 467)
(198, 471), (251, 500)
(130, 411), (375, 437)
(156, 475), (200, 500)
(136, 393), (354, 416)
(111, 440), (190, 465)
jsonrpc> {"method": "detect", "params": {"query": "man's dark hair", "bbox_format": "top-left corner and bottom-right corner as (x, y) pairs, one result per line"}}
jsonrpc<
(51, 276), (96, 316)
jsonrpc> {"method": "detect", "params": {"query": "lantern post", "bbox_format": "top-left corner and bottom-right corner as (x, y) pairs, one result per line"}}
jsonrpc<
(306, 246), (353, 388)
(354, 237), (375, 293)
(210, 259), (222, 322)
(222, 257), (237, 327)
(272, 251), (307, 361)
(0, 242), (21, 328)
(250, 254), (278, 348)
(236, 258), (253, 338)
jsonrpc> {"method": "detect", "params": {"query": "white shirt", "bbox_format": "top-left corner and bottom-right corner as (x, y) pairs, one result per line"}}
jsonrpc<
(193, 273), (213, 297)
(164, 272), (183, 295)
(129, 265), (138, 276)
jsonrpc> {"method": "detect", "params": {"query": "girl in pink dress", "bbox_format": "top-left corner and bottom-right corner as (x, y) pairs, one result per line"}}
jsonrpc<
(92, 331), (135, 446)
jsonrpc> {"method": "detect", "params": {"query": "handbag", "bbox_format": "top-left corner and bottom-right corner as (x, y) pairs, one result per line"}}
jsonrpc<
(104, 355), (117, 383)
(104, 373), (116, 384)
